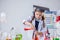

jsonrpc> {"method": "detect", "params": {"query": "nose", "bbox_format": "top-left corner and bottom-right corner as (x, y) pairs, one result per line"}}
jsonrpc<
(38, 15), (41, 17)
(37, 15), (41, 19)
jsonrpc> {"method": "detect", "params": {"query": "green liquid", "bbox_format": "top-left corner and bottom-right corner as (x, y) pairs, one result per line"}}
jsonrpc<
(53, 38), (59, 40)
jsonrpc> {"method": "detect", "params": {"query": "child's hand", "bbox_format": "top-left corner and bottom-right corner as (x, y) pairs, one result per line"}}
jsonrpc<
(39, 32), (43, 37)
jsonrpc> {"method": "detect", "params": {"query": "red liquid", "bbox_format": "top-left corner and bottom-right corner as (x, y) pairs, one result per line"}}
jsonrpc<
(35, 36), (39, 40)
(56, 16), (60, 22)
(24, 28), (32, 31)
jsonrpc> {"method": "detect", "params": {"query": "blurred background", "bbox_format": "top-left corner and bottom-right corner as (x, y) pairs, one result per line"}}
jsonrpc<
(0, 0), (60, 40)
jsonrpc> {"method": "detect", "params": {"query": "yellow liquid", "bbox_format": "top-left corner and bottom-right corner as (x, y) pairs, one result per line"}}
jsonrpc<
(6, 38), (12, 40)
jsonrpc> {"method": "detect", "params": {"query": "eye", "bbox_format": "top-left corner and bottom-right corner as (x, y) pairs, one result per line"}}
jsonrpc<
(36, 14), (39, 15)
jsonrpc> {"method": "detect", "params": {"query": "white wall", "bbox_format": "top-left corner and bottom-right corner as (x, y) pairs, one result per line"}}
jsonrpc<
(0, 0), (60, 40)
(33, 0), (60, 10)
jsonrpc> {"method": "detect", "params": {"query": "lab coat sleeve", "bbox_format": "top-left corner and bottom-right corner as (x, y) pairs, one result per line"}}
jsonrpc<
(45, 22), (50, 37)
(27, 16), (32, 22)
(44, 22), (49, 33)
(22, 16), (32, 24)
(39, 21), (48, 34)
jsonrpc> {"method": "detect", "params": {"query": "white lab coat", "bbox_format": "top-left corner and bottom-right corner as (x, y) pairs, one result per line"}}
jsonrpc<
(23, 16), (48, 40)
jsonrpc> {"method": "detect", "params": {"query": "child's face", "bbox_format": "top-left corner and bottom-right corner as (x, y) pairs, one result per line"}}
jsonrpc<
(35, 11), (42, 20)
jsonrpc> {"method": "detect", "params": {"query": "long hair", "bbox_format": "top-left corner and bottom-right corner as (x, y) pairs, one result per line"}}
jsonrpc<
(30, 8), (45, 27)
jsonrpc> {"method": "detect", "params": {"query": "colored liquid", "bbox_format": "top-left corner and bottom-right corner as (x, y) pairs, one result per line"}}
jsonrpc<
(6, 38), (12, 40)
(53, 38), (59, 40)
(15, 37), (20, 40)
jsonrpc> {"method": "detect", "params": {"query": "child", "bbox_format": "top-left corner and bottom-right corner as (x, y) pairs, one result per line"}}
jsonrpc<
(23, 8), (49, 40)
